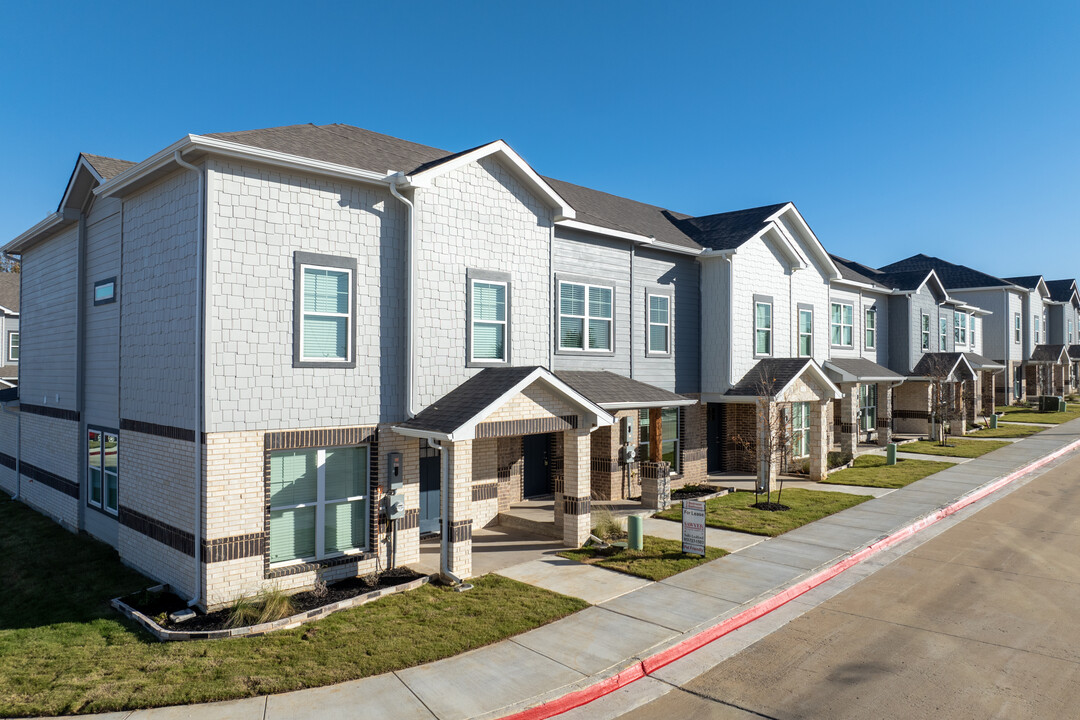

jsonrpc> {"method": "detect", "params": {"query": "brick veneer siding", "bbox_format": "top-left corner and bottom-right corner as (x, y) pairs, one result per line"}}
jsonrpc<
(18, 413), (80, 531)
(678, 399), (707, 486)
(471, 437), (499, 528)
(0, 408), (15, 496)
(722, 403), (758, 473)
(496, 436), (524, 511)
(893, 382), (931, 435)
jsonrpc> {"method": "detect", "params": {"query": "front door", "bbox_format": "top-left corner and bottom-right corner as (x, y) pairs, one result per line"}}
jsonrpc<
(418, 444), (441, 534)
(707, 403), (724, 473)
(522, 433), (551, 498)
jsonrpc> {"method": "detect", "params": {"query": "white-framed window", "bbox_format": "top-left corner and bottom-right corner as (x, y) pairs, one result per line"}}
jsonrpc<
(791, 402), (810, 458)
(798, 308), (813, 357)
(864, 308), (876, 350)
(1070, 319), (1074, 344)
(558, 282), (612, 352)
(269, 446), (369, 566)
(1014, 313), (1022, 343)
(1034, 315), (1041, 344)
(921, 313), (931, 351)
(971, 318), (977, 349)
(755, 300), (772, 356)
(859, 384), (878, 433)
(87, 428), (118, 515)
(1043, 310), (1048, 342)
(470, 280), (507, 362)
(299, 264), (353, 363)
(939, 316), (948, 350)
(831, 302), (853, 347)
(7, 331), (17, 362)
(638, 408), (680, 473)
(954, 311), (967, 345)
(647, 294), (671, 355)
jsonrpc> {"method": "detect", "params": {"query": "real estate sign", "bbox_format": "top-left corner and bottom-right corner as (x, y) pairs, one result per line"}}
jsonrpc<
(682, 499), (706, 556)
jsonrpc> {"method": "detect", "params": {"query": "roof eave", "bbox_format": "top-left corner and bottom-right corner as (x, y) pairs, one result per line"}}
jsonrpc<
(2, 212), (73, 254)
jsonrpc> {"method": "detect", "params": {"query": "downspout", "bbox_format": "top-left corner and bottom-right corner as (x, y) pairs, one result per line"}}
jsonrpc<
(174, 150), (205, 607)
(629, 248), (635, 378)
(389, 176), (419, 418)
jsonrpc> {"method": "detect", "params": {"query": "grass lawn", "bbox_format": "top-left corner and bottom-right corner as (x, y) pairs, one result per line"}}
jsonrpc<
(820, 454), (954, 489)
(0, 497), (587, 717)
(899, 438), (1010, 458)
(967, 424), (1045, 439)
(558, 536), (726, 581)
(654, 488), (870, 537)
(998, 405), (1080, 425)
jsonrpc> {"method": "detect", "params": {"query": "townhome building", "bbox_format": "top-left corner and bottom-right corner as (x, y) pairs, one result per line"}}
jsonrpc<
(0, 272), (18, 387)
(1005, 275), (1076, 397)
(0, 125), (723, 610)
(1044, 279), (1080, 391)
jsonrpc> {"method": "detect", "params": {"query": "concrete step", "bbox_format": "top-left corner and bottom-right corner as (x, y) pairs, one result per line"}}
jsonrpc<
(497, 512), (562, 539)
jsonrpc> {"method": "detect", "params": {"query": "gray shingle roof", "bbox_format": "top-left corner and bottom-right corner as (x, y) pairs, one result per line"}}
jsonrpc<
(0, 387), (16, 403)
(554, 371), (693, 408)
(1030, 344), (1067, 363)
(0, 365), (16, 379)
(0, 273), (18, 312)
(82, 153), (136, 180)
(1002, 275), (1043, 291)
(726, 358), (813, 397)
(673, 203), (789, 252)
(1045, 279), (1078, 303)
(962, 352), (1005, 371)
(829, 254), (890, 289)
(880, 254), (1014, 290)
(1069, 345), (1080, 360)
(911, 352), (974, 379)
(396, 366), (542, 436)
(823, 358), (904, 383)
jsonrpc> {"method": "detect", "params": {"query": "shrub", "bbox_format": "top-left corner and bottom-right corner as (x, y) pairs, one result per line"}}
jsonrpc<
(591, 507), (624, 541)
(827, 451), (852, 470)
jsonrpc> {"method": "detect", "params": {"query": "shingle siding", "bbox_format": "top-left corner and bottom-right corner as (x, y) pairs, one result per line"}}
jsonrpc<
(634, 247), (700, 394)
(84, 196), (122, 426)
(20, 225), (78, 410)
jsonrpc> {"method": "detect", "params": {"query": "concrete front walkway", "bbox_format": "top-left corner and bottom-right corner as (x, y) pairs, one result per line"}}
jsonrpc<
(53, 419), (1080, 720)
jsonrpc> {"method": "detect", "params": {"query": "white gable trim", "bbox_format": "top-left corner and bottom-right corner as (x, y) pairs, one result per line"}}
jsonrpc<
(761, 224), (808, 271)
(767, 203), (842, 280)
(775, 361), (844, 402)
(405, 140), (576, 221)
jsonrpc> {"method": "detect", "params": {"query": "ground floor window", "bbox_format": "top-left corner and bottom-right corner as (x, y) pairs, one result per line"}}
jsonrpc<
(859, 384), (878, 433)
(791, 402), (810, 458)
(87, 428), (118, 515)
(269, 446), (369, 565)
(639, 408), (680, 473)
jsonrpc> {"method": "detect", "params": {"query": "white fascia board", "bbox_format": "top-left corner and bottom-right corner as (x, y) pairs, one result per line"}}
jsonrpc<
(831, 278), (885, 292)
(405, 140), (576, 221)
(765, 222), (808, 270)
(1034, 277), (1050, 298)
(0, 305), (16, 315)
(776, 361), (844, 401)
(648, 240), (703, 256)
(3, 212), (71, 254)
(93, 136), (192, 198)
(768, 203), (842, 280)
(391, 426), (452, 442)
(600, 398), (698, 410)
(921, 270), (950, 300)
(698, 247), (738, 261)
(954, 285), (1025, 294)
(556, 219), (654, 245)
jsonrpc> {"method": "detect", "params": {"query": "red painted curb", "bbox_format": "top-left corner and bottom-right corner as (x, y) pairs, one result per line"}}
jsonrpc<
(499, 437), (1080, 720)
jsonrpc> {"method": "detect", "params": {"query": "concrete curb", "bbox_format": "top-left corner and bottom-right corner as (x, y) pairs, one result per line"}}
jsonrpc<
(497, 435), (1080, 720)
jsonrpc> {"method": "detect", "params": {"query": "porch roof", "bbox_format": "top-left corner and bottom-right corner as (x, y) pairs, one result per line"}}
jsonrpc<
(394, 366), (614, 442)
(963, 352), (1006, 371)
(1030, 344), (1069, 364)
(823, 357), (905, 384)
(725, 358), (843, 401)
(910, 352), (977, 381)
(553, 370), (696, 410)
(1069, 345), (1080, 360)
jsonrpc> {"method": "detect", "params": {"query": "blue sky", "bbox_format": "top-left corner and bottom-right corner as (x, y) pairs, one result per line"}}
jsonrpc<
(2, 1), (1078, 277)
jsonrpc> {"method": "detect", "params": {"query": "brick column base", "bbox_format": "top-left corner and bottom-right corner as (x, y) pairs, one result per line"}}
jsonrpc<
(562, 495), (590, 548)
(640, 461), (671, 510)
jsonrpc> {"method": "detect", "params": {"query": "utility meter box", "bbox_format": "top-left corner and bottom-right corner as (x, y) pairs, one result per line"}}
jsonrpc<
(386, 452), (403, 491)
(384, 492), (406, 520)
(620, 416), (635, 446)
(620, 445), (637, 465)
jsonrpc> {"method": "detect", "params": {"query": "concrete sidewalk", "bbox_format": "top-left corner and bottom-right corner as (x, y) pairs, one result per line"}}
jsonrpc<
(48, 419), (1080, 720)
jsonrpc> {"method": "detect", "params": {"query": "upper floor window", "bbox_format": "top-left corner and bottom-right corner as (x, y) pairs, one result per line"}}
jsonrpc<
(939, 316), (948, 350)
(864, 308), (876, 350)
(971, 318), (977, 348)
(1014, 313), (1021, 343)
(559, 281), (612, 352)
(7, 332), (17, 362)
(87, 428), (118, 516)
(647, 293), (671, 355)
(921, 313), (931, 351)
(1034, 315), (1041, 344)
(294, 252), (356, 368)
(754, 297), (772, 356)
(954, 311), (967, 345)
(1070, 320), (1074, 344)
(93, 278), (117, 305)
(830, 302), (853, 347)
(798, 306), (813, 357)
(469, 278), (508, 364)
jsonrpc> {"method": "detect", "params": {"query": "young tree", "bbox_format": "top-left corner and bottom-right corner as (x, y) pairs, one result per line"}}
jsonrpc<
(922, 354), (963, 446)
(731, 370), (793, 511)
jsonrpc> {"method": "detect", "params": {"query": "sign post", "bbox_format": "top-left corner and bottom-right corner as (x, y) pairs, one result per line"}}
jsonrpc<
(682, 499), (706, 556)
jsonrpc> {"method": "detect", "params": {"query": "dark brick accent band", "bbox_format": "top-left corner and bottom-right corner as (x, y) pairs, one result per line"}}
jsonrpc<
(472, 482), (498, 501)
(21, 403), (79, 422)
(0, 451), (14, 471)
(894, 409), (930, 420)
(202, 533), (266, 563)
(20, 460), (79, 498)
(265, 425), (378, 451)
(265, 551), (377, 579)
(120, 418), (196, 442)
(876, 417), (890, 429)
(119, 506), (194, 556)
(591, 457), (619, 474)
(449, 519), (472, 543)
(682, 447), (708, 463)
(397, 508), (419, 531)
(840, 422), (855, 433)
(563, 495), (591, 515)
(474, 415), (578, 440)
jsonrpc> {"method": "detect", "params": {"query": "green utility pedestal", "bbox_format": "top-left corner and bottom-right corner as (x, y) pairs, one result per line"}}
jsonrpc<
(627, 515), (643, 551)
(886, 443), (897, 466)
(990, 414), (999, 429)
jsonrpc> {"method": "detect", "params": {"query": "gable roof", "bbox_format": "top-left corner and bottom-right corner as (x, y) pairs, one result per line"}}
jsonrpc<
(1030, 344), (1068, 363)
(553, 371), (695, 410)
(81, 153), (136, 180)
(725, 358), (842, 400)
(0, 273), (18, 313)
(1003, 275), (1050, 298)
(1044, 279), (1078, 304)
(962, 352), (1005, 371)
(674, 203), (789, 252)
(880, 254), (1016, 290)
(910, 352), (976, 381)
(829, 254), (891, 290)
(546, 179), (699, 249)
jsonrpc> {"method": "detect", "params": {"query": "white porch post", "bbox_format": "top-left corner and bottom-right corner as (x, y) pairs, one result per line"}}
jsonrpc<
(443, 439), (473, 580)
(562, 427), (591, 548)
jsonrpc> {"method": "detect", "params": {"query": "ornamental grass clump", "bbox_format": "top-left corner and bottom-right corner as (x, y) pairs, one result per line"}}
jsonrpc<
(225, 586), (297, 628)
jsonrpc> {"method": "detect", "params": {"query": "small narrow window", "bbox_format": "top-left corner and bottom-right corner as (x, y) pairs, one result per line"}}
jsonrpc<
(755, 301), (772, 356)
(87, 428), (118, 515)
(921, 313), (931, 351)
(831, 303), (853, 347)
(470, 280), (507, 362)
(939, 316), (948, 350)
(1034, 315), (1041, 344)
(798, 308), (813, 357)
(7, 332), (17, 362)
(558, 282), (613, 352)
(93, 278), (116, 305)
(1069, 320), (1074, 344)
(791, 402), (810, 458)
(647, 294), (671, 355)
(971, 318), (977, 348)
(864, 308), (876, 349)
(1014, 313), (1021, 343)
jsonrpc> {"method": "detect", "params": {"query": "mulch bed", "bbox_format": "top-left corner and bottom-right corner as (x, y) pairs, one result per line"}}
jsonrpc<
(751, 502), (791, 512)
(671, 485), (719, 500)
(122, 567), (424, 633)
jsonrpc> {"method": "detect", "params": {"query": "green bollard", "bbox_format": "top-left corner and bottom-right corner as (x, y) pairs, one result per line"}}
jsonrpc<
(990, 414), (998, 429)
(886, 443), (897, 466)
(627, 515), (643, 551)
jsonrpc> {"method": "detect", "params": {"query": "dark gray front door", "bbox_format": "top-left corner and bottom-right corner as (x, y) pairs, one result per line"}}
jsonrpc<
(419, 444), (441, 534)
(522, 433), (551, 498)
(707, 403), (724, 473)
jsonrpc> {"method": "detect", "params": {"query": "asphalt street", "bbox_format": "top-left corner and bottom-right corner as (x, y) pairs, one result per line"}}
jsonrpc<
(618, 452), (1080, 720)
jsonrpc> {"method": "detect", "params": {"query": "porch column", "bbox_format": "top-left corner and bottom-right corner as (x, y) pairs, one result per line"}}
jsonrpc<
(953, 382), (968, 435)
(840, 383), (860, 455)
(444, 440), (473, 580)
(648, 408), (662, 462)
(809, 400), (829, 482)
(876, 383), (893, 446)
(562, 427), (591, 548)
(982, 371), (996, 416)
